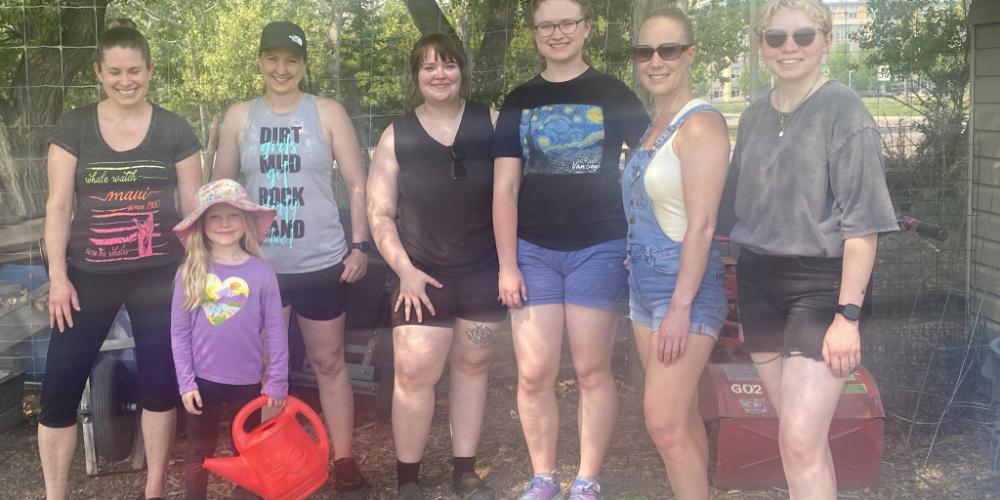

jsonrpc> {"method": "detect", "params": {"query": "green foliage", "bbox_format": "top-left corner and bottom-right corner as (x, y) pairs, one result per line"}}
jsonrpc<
(856, 0), (969, 193)
(111, 0), (328, 137)
(689, 0), (748, 96)
(825, 43), (877, 92)
(0, 1), (64, 105)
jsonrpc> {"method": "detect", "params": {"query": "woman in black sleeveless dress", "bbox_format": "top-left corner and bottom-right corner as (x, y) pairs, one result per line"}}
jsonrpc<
(368, 33), (505, 500)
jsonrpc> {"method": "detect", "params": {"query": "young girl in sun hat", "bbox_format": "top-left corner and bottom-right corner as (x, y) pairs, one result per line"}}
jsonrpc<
(170, 178), (289, 500)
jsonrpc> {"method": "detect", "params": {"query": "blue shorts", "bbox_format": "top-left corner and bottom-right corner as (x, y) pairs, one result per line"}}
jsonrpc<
(517, 238), (628, 312)
(627, 245), (727, 338)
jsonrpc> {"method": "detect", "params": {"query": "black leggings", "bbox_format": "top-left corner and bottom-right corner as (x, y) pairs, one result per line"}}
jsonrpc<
(39, 264), (180, 427)
(184, 378), (261, 500)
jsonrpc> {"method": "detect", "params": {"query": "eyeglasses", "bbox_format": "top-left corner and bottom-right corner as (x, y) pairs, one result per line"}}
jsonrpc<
(762, 27), (821, 49)
(533, 18), (586, 37)
(632, 43), (693, 63)
(450, 144), (466, 180)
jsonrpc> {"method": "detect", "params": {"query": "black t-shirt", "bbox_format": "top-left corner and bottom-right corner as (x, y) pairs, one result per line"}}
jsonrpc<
(394, 101), (497, 275)
(493, 67), (649, 250)
(50, 103), (202, 273)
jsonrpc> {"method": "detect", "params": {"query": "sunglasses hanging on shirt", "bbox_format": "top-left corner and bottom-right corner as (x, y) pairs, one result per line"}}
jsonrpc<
(449, 144), (466, 180)
(762, 27), (820, 48)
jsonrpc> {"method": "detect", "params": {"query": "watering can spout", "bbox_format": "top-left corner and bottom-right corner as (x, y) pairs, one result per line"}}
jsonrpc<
(202, 456), (265, 494)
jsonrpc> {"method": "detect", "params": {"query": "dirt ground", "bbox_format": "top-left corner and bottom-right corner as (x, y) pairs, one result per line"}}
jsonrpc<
(2, 320), (999, 500)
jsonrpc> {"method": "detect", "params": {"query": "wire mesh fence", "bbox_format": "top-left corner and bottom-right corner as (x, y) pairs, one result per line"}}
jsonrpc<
(0, 0), (992, 472)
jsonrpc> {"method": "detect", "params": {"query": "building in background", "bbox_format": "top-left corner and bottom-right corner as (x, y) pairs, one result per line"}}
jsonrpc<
(710, 0), (871, 102)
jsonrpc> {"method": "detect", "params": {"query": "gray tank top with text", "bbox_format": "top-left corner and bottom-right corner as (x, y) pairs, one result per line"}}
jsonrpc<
(240, 93), (347, 273)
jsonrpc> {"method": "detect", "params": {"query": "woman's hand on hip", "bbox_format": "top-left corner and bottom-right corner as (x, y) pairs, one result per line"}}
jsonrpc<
(395, 267), (443, 323)
(822, 315), (861, 377)
(498, 264), (527, 309)
(656, 304), (691, 365)
(339, 249), (369, 283)
(48, 274), (80, 333)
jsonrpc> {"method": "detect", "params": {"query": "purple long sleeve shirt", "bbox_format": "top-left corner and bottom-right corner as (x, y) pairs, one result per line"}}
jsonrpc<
(170, 256), (288, 399)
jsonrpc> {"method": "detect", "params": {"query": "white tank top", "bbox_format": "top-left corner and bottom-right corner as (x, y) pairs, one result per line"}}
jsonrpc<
(643, 98), (712, 242)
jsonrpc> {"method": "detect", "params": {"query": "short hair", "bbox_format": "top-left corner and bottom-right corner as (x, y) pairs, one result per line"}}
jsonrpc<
(408, 33), (470, 105)
(641, 7), (695, 46)
(97, 18), (151, 69)
(754, 0), (833, 37)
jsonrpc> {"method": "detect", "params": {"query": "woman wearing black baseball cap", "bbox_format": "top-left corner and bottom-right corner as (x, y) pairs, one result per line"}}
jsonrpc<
(213, 21), (372, 498)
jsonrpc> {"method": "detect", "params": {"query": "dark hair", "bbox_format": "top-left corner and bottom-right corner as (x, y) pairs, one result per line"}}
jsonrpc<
(97, 18), (151, 68)
(642, 7), (695, 46)
(408, 33), (469, 105)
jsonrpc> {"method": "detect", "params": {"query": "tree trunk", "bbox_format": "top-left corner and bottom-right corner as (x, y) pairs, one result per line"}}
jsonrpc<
(0, 0), (108, 220)
(404, 0), (458, 39)
(470, 0), (519, 106)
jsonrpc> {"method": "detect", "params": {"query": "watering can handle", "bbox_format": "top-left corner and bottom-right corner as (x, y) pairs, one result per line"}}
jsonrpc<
(231, 395), (330, 458)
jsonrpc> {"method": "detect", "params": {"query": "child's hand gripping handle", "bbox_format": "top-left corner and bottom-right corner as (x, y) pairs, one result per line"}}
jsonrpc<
(230, 395), (330, 459)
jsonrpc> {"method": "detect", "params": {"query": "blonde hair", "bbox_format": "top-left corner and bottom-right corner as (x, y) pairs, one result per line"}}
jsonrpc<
(754, 0), (832, 37)
(526, 0), (594, 69)
(179, 211), (265, 311)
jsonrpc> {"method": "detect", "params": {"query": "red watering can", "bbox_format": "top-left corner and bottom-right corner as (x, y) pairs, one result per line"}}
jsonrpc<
(203, 395), (329, 500)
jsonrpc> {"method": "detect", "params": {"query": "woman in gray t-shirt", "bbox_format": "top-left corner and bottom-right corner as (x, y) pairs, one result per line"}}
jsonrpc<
(722, 1), (897, 498)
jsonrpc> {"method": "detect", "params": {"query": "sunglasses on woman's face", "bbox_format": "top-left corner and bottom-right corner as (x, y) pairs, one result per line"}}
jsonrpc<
(632, 43), (692, 63)
(762, 27), (820, 49)
(450, 144), (466, 180)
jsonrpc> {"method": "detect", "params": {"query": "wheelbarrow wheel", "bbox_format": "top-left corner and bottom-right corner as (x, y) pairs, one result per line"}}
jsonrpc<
(90, 357), (137, 461)
(375, 360), (393, 423)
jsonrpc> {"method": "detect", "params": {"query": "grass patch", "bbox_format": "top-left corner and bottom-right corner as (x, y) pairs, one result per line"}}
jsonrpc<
(710, 96), (926, 117)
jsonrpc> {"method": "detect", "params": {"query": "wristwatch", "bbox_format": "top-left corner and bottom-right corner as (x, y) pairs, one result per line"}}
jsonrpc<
(835, 303), (862, 321)
(349, 241), (372, 254)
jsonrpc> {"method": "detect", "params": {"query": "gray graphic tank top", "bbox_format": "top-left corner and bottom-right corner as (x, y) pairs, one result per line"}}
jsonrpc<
(240, 94), (346, 273)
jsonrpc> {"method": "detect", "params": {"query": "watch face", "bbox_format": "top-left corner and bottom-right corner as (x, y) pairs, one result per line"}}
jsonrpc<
(839, 304), (862, 321)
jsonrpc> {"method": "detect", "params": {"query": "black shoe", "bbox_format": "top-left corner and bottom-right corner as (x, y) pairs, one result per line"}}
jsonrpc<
(453, 472), (495, 500)
(397, 482), (425, 500)
(333, 458), (371, 499)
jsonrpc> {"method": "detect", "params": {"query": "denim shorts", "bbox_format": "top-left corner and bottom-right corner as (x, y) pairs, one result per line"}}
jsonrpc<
(736, 248), (844, 360)
(517, 238), (628, 312)
(627, 245), (727, 337)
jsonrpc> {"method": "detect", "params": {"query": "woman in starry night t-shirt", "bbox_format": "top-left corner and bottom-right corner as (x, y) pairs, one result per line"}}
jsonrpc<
(492, 1), (649, 498)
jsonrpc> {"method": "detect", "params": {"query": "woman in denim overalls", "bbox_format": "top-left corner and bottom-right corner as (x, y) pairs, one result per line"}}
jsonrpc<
(623, 9), (730, 499)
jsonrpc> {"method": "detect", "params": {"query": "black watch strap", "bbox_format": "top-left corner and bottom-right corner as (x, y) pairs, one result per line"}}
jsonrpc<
(836, 303), (862, 321)
(349, 241), (372, 254)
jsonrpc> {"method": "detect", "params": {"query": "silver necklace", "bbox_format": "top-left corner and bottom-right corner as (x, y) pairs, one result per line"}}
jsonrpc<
(776, 75), (822, 138)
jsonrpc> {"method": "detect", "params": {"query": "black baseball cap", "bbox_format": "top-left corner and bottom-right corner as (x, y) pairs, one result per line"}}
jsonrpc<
(259, 21), (307, 58)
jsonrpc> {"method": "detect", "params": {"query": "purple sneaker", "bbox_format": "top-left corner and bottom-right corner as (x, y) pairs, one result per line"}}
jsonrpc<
(568, 478), (602, 500)
(519, 475), (564, 500)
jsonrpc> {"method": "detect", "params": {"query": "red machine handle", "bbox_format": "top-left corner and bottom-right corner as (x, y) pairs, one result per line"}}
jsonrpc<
(231, 395), (330, 459)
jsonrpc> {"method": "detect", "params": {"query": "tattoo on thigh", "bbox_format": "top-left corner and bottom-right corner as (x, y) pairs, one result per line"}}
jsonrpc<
(465, 324), (499, 348)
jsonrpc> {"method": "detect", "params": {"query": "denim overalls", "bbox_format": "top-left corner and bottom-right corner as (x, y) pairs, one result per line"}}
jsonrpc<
(621, 104), (727, 334)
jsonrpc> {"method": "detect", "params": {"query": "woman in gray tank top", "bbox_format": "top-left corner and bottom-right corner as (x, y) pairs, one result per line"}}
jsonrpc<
(211, 21), (372, 499)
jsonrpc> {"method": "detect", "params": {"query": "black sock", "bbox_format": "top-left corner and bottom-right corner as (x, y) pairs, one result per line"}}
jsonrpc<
(397, 460), (421, 489)
(453, 456), (476, 479)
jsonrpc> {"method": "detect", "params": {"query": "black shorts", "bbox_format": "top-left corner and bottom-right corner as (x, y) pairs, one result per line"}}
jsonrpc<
(391, 260), (507, 328)
(276, 263), (350, 321)
(736, 249), (843, 361)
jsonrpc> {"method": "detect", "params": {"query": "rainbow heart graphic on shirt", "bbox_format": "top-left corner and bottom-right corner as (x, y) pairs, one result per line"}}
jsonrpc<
(202, 274), (249, 325)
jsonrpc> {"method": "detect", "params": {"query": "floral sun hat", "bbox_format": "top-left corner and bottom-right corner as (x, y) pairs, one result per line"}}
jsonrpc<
(173, 179), (276, 246)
